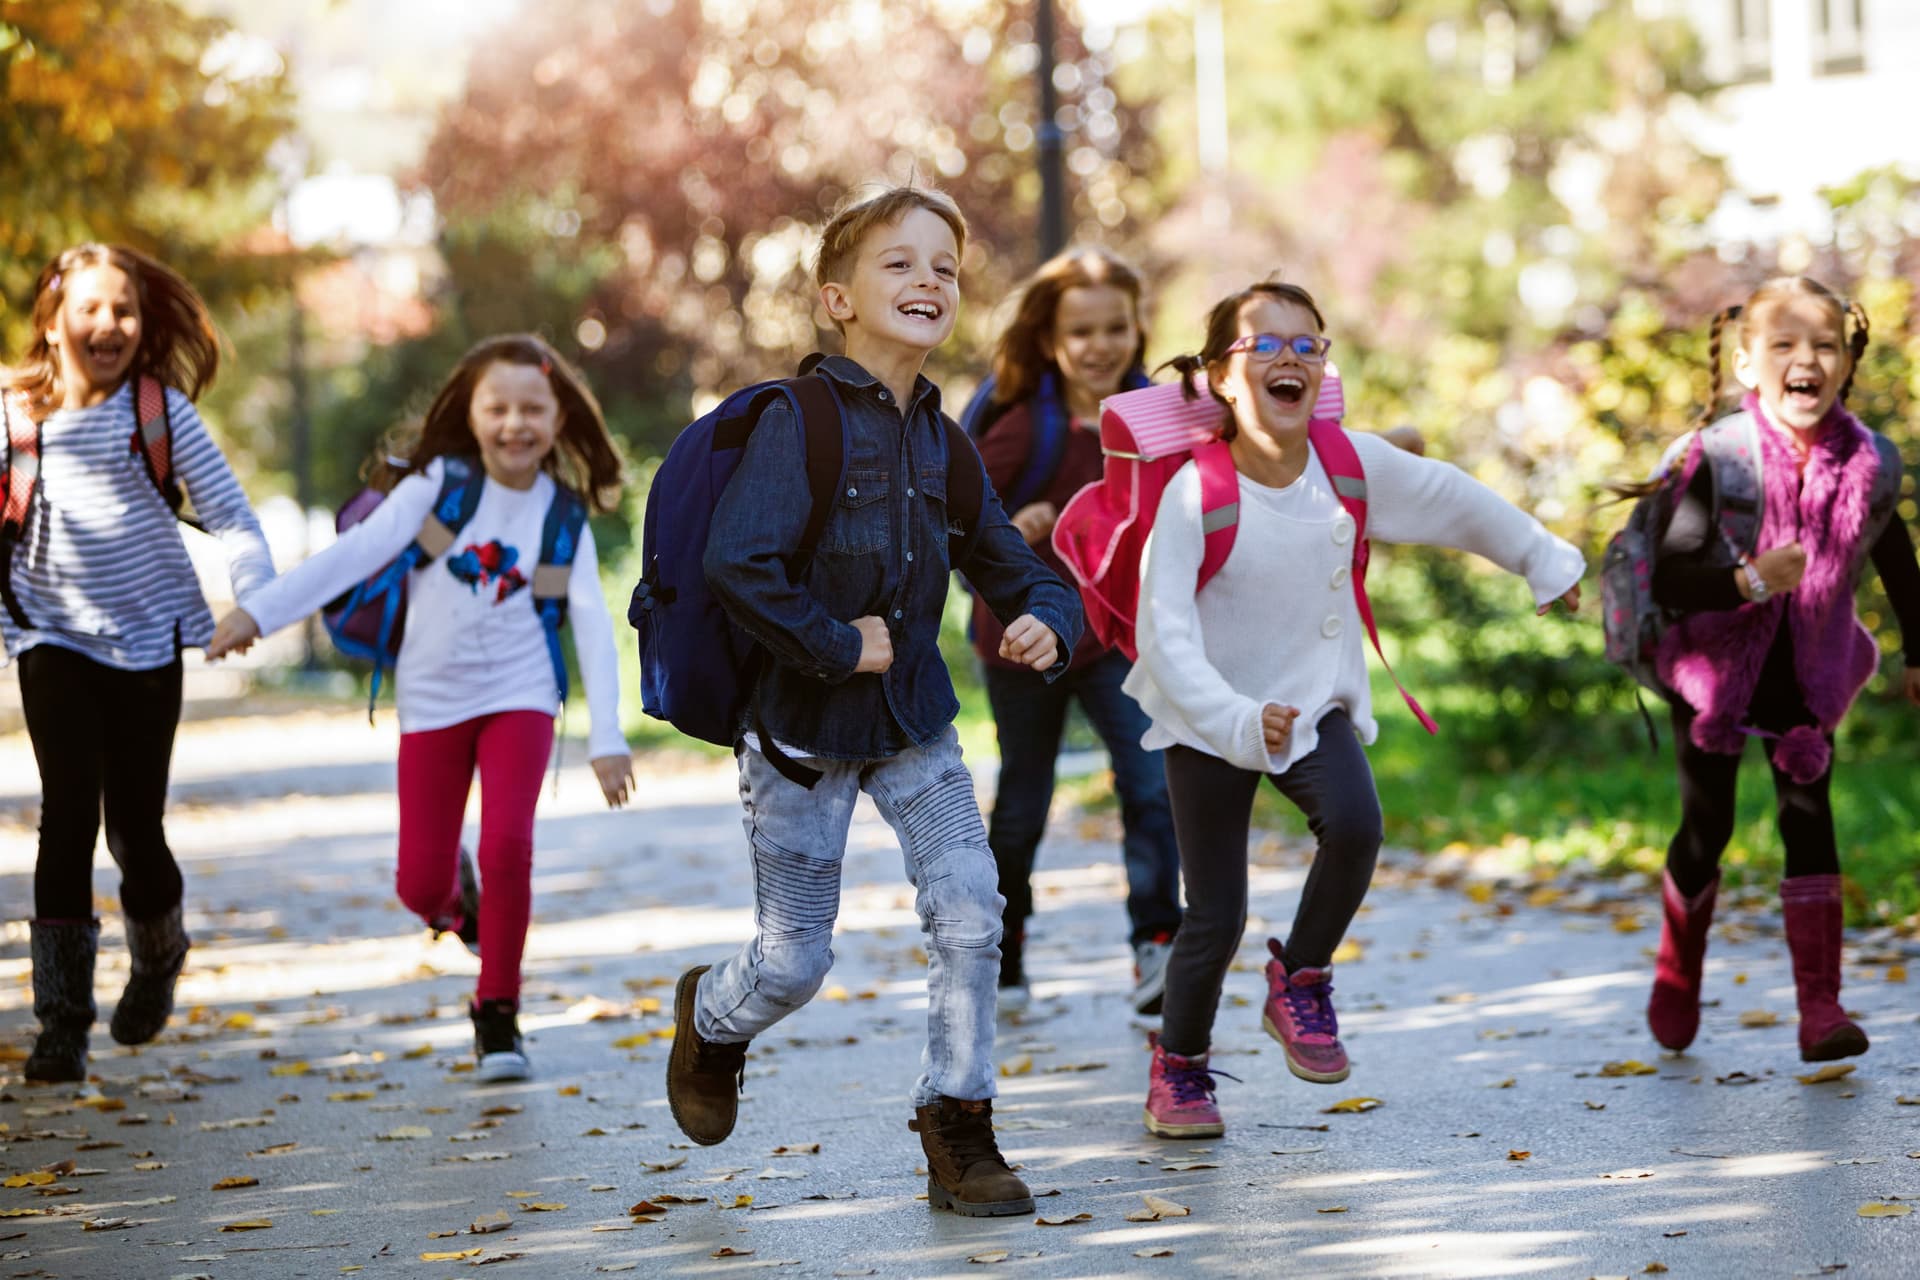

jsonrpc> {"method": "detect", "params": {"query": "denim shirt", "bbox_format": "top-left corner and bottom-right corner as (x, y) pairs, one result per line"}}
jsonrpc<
(704, 355), (1082, 759)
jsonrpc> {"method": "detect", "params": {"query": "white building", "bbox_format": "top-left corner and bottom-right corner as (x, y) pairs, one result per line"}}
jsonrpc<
(1651, 0), (1920, 241)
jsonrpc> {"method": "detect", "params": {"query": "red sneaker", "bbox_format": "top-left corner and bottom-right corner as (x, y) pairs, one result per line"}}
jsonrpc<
(1261, 938), (1350, 1083)
(1143, 1035), (1228, 1138)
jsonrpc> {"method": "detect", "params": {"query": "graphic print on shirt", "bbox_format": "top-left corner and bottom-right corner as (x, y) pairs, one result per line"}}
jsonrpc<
(446, 540), (530, 604)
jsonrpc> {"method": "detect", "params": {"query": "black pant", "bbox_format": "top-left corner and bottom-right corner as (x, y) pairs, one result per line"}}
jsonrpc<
(983, 650), (1183, 948)
(1666, 699), (1837, 898)
(19, 645), (184, 921)
(1159, 711), (1383, 1056)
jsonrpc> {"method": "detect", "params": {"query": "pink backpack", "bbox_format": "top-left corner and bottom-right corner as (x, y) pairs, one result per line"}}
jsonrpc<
(1051, 369), (1434, 733)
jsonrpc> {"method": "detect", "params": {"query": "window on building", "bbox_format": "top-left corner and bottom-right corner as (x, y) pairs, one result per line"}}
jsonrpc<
(1814, 0), (1866, 74)
(1729, 0), (1772, 83)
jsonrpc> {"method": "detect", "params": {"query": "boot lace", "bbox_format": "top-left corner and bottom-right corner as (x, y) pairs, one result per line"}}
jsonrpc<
(1282, 975), (1339, 1039)
(1165, 1059), (1240, 1106)
(927, 1101), (1006, 1171)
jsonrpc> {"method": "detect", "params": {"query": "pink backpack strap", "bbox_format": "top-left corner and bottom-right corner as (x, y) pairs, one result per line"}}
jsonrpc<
(1308, 420), (1437, 735)
(1192, 439), (1239, 591)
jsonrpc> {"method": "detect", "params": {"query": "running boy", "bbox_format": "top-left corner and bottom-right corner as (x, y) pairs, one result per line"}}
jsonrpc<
(666, 185), (1082, 1219)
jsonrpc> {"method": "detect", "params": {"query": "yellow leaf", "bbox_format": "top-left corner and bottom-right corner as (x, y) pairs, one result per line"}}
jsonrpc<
(1316, 1205), (1350, 1213)
(821, 985), (851, 1002)
(212, 1175), (259, 1190)
(1321, 1097), (1382, 1114)
(1142, 1194), (1189, 1218)
(1645, 1265), (1670, 1275)
(2, 1172), (55, 1188)
(0, 1208), (47, 1218)
(219, 1219), (274, 1231)
(1489, 1077), (1516, 1089)
(403, 1044), (434, 1059)
(1466, 883), (1495, 904)
(1330, 939), (1365, 964)
(421, 1248), (485, 1261)
(76, 1096), (126, 1111)
(1036, 1212), (1093, 1225)
(1797, 1064), (1857, 1085)
(1859, 1202), (1913, 1217)
(471, 1209), (513, 1233)
(269, 1061), (311, 1077)
(1612, 915), (1645, 934)
(611, 1034), (650, 1049)
(557, 1085), (582, 1097)
(1599, 1060), (1659, 1078)
(1888, 965), (1908, 983)
(1733, 973), (1748, 985)
(328, 1091), (376, 1102)
(524, 1202), (567, 1211)
(723, 1194), (752, 1209)
(1737, 1010), (1780, 1028)
(223, 1012), (256, 1030)
(1525, 887), (1563, 908)
(1895, 1096), (1920, 1106)
(1507, 1150), (1532, 1161)
(999, 1055), (1033, 1078)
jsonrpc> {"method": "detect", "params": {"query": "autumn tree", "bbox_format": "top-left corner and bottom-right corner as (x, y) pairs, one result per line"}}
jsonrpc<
(0, 0), (295, 353)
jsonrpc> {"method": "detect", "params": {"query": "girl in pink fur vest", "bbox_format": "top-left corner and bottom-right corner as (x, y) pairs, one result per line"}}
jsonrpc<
(1645, 275), (1920, 1063)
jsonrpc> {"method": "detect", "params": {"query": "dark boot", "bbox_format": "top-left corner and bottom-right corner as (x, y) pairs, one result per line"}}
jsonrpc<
(110, 903), (189, 1046)
(910, 1096), (1035, 1217)
(1782, 874), (1869, 1062)
(665, 965), (748, 1145)
(25, 918), (98, 1084)
(1647, 870), (1717, 1052)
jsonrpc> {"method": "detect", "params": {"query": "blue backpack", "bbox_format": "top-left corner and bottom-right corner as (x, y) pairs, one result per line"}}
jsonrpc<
(323, 454), (589, 718)
(629, 358), (983, 784)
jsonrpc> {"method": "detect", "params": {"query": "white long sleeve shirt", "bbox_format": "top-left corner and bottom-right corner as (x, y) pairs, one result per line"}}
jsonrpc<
(1123, 430), (1585, 775)
(0, 382), (275, 670)
(242, 458), (627, 758)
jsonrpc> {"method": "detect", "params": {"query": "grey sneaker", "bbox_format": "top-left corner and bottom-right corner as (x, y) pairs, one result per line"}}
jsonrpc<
(1131, 936), (1174, 1016)
(471, 999), (530, 1083)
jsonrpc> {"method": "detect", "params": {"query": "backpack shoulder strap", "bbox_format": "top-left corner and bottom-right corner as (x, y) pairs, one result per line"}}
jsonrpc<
(414, 455), (485, 563)
(2, 391), (41, 543)
(1862, 431), (1904, 552)
(1307, 419), (1437, 735)
(532, 484), (591, 703)
(1697, 412), (1763, 558)
(131, 376), (181, 504)
(1191, 439), (1239, 591)
(787, 374), (846, 561)
(1003, 377), (1070, 513)
(942, 413), (986, 565)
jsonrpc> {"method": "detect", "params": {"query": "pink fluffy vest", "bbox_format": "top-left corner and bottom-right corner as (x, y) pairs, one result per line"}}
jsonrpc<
(1655, 394), (1883, 783)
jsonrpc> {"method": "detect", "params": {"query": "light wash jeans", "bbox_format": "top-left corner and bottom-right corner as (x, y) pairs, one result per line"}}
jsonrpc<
(695, 725), (1005, 1106)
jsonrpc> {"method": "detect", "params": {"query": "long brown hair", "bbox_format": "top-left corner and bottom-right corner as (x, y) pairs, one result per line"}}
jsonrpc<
(1160, 280), (1325, 442)
(1611, 275), (1869, 500)
(990, 247), (1149, 409)
(4, 243), (220, 418)
(375, 334), (623, 514)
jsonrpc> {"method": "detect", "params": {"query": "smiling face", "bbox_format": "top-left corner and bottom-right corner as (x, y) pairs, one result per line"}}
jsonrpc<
(1046, 284), (1140, 404)
(468, 360), (562, 489)
(821, 207), (960, 356)
(47, 264), (142, 404)
(1210, 295), (1327, 443)
(1734, 294), (1853, 432)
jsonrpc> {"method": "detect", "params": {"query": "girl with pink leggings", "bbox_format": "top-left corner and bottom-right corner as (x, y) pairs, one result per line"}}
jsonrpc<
(210, 335), (632, 1082)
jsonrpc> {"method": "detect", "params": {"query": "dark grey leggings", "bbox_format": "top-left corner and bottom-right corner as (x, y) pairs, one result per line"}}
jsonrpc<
(1159, 711), (1383, 1056)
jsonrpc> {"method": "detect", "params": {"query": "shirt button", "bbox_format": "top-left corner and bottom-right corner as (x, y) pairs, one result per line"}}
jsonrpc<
(893, 609), (904, 620)
(907, 486), (916, 497)
(1331, 518), (1354, 546)
(1331, 565), (1350, 589)
(878, 389), (891, 402)
(1321, 615), (1344, 638)
(847, 487), (857, 497)
(905, 551), (914, 562)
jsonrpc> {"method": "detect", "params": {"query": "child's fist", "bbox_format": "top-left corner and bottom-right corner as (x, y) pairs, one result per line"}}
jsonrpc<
(207, 608), (260, 659)
(1261, 702), (1300, 755)
(592, 753), (634, 808)
(853, 615), (894, 674)
(999, 614), (1059, 672)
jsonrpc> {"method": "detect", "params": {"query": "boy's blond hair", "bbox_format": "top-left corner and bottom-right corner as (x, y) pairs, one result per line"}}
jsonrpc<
(814, 185), (969, 328)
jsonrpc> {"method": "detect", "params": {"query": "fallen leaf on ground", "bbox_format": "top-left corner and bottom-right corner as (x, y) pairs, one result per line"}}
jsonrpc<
(1316, 1205), (1349, 1214)
(218, 1219), (273, 1231)
(712, 1246), (755, 1257)
(1489, 1077), (1516, 1089)
(772, 1143), (821, 1156)
(523, 1202), (566, 1212)
(481, 1104), (523, 1117)
(79, 1216), (129, 1231)
(376, 1126), (432, 1141)
(0, 1209), (46, 1219)
(421, 1248), (483, 1262)
(1036, 1212), (1092, 1225)
(328, 1091), (376, 1102)
(249, 1142), (298, 1157)
(470, 1210), (512, 1233)
(968, 1251), (1009, 1264)
(1, 1173), (54, 1188)
(723, 1194), (753, 1209)
(1859, 1202), (1912, 1217)
(1161, 1159), (1218, 1171)
(1141, 1194), (1189, 1218)
(1134, 1248), (1175, 1258)
(1584, 1101), (1608, 1111)
(212, 1175), (259, 1190)
(597, 1266), (638, 1274)
(999, 1055), (1033, 1077)
(1797, 1064), (1856, 1085)
(1508, 1151), (1531, 1161)
(1738, 1010), (1780, 1028)
(1601, 1170), (1655, 1180)
(1644, 1265), (1669, 1274)
(557, 1085), (582, 1097)
(1322, 1097), (1382, 1114)
(1599, 1060), (1659, 1078)
(1716, 1071), (1761, 1086)
(642, 1156), (687, 1173)
(404, 1044), (434, 1059)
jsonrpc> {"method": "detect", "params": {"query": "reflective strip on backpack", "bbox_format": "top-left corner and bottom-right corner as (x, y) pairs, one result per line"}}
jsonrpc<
(3, 396), (39, 530)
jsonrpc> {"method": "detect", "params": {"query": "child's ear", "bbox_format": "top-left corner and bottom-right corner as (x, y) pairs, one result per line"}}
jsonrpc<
(1732, 344), (1759, 391)
(819, 282), (853, 324)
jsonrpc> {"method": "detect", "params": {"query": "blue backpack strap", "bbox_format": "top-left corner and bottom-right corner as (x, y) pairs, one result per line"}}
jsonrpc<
(532, 484), (589, 703)
(1003, 372), (1068, 513)
(959, 374), (1004, 439)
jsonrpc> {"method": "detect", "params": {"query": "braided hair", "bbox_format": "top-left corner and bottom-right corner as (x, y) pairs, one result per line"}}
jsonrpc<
(1700, 275), (1869, 428)
(1159, 280), (1325, 443)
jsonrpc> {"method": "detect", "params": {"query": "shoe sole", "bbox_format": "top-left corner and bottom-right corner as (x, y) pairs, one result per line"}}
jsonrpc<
(1142, 1108), (1224, 1139)
(475, 1051), (530, 1083)
(926, 1177), (1034, 1217)
(1262, 1012), (1351, 1083)
(667, 965), (735, 1146)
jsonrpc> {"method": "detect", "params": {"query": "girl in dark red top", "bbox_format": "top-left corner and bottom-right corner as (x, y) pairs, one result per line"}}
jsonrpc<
(964, 248), (1182, 1017)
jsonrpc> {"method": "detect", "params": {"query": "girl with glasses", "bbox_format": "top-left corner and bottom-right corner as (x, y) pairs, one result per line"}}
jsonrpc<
(1125, 280), (1584, 1139)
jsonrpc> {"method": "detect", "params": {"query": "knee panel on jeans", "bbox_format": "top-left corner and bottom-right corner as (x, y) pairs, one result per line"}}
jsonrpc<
(893, 765), (1004, 950)
(748, 838), (840, 1006)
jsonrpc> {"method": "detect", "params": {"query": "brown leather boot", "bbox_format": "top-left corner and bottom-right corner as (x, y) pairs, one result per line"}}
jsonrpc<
(665, 965), (748, 1145)
(910, 1096), (1035, 1217)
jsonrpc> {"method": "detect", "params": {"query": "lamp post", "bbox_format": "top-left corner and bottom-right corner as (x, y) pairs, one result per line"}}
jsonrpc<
(1036, 0), (1067, 259)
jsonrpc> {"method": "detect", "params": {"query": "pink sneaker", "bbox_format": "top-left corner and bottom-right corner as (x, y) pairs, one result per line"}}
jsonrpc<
(1143, 1035), (1228, 1139)
(1262, 938), (1350, 1083)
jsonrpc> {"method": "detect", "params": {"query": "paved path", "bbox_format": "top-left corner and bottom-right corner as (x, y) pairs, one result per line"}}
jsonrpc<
(2, 703), (1917, 1280)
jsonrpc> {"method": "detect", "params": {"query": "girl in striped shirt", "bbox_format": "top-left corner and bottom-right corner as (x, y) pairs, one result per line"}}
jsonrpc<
(3, 244), (275, 1084)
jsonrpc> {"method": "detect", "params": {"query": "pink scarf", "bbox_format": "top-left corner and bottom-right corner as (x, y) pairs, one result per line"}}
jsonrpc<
(1655, 394), (1882, 782)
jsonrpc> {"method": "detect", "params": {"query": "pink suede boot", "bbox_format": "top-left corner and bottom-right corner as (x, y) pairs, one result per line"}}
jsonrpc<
(1781, 875), (1868, 1062)
(1647, 870), (1717, 1052)
(1143, 1035), (1226, 1139)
